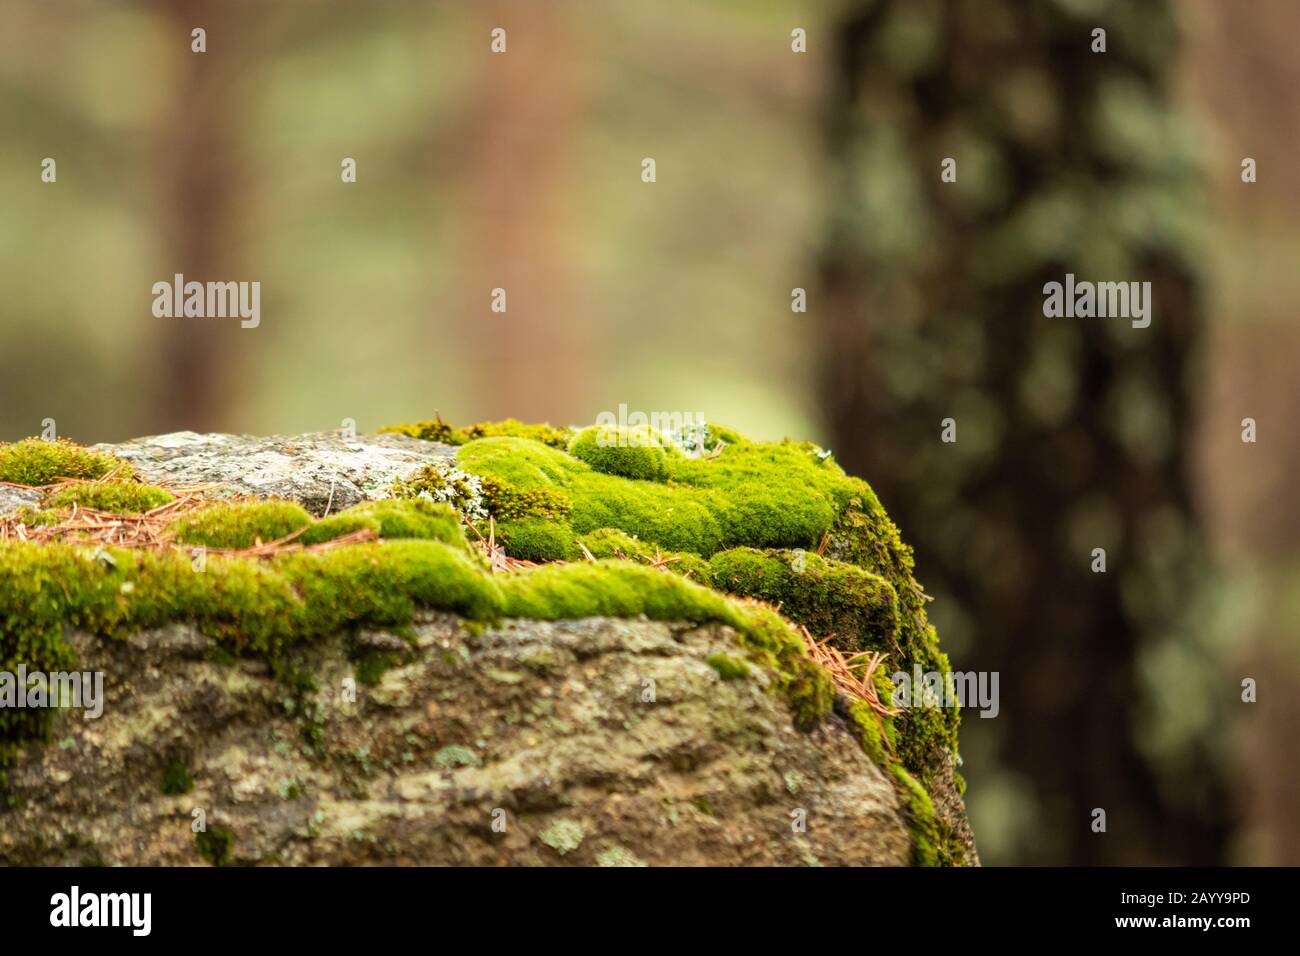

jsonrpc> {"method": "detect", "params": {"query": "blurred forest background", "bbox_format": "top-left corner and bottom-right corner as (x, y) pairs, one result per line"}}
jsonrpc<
(0, 0), (1295, 865)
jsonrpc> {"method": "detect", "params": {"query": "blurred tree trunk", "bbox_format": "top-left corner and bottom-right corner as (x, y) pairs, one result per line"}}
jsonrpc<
(817, 0), (1231, 864)
(153, 0), (239, 432)
(453, 1), (589, 424)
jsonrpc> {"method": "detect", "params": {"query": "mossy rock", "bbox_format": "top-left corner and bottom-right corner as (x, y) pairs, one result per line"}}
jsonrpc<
(0, 424), (976, 867)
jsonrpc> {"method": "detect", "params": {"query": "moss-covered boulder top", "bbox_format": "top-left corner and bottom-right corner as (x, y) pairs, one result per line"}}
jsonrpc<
(0, 420), (976, 866)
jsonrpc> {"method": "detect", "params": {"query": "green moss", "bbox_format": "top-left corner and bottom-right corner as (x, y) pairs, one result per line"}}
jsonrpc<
(313, 499), (465, 544)
(463, 429), (945, 772)
(4, 543), (821, 697)
(297, 512), (381, 546)
(479, 474), (571, 521)
(457, 419), (573, 448)
(567, 424), (673, 481)
(497, 518), (579, 562)
(12, 507), (64, 528)
(457, 431), (856, 555)
(0, 539), (498, 677)
(161, 760), (193, 795)
(706, 652), (750, 681)
(171, 500), (312, 550)
(891, 765), (941, 867)
(826, 483), (961, 781)
(44, 480), (174, 515)
(576, 528), (713, 584)
(0, 438), (131, 486)
(195, 825), (234, 866)
(381, 417), (572, 449)
(848, 700), (891, 769)
(503, 559), (725, 622)
(891, 666), (957, 782)
(708, 547), (898, 654)
(354, 650), (400, 687)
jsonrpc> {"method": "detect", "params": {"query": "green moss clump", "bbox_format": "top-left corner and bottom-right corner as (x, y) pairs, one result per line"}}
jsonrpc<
(706, 652), (750, 681)
(44, 480), (174, 515)
(708, 547), (899, 654)
(381, 417), (572, 449)
(497, 518), (579, 562)
(195, 825), (234, 866)
(479, 474), (571, 521)
(161, 760), (194, 795)
(297, 512), (381, 546)
(576, 528), (713, 584)
(0, 438), (131, 486)
(170, 500), (312, 550)
(567, 425), (673, 481)
(458, 419), (572, 448)
(301, 499), (466, 548)
(283, 540), (504, 631)
(456, 432), (855, 555)
(502, 559), (725, 622)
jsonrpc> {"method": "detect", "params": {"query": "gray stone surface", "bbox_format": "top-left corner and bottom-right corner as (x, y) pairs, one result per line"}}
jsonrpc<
(0, 484), (41, 517)
(1, 615), (913, 866)
(91, 430), (455, 515)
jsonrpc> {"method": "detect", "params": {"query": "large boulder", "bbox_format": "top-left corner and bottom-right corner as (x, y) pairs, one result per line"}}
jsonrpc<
(0, 423), (977, 866)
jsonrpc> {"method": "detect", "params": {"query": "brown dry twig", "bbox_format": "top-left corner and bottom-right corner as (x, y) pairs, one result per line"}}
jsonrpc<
(638, 547), (680, 571)
(801, 625), (900, 724)
(463, 515), (540, 574)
